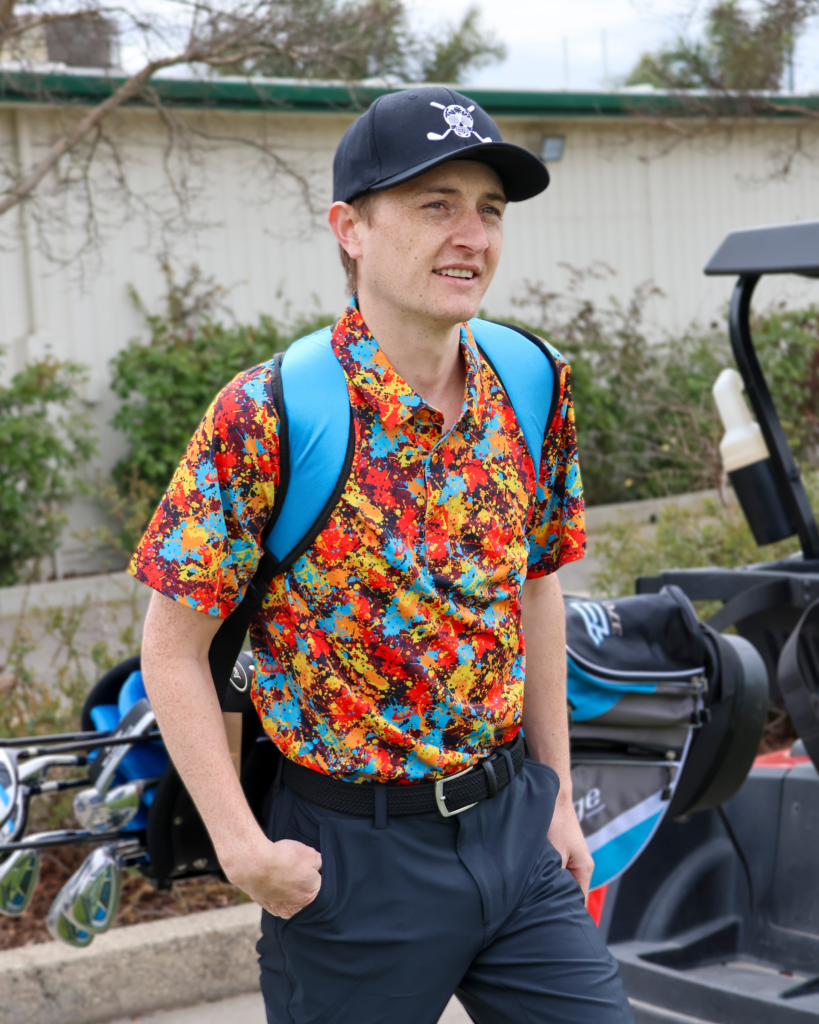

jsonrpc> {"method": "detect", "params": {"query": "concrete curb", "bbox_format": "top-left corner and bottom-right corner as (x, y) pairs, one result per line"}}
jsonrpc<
(0, 904), (262, 1024)
(0, 571), (148, 621)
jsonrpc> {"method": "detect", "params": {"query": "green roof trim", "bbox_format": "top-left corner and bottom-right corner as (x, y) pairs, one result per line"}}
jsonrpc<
(0, 68), (817, 118)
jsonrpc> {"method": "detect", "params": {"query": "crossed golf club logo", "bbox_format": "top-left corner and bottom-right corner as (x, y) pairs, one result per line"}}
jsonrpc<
(427, 102), (492, 144)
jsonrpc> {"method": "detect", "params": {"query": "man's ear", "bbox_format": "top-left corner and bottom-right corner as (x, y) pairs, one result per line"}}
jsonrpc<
(328, 201), (364, 261)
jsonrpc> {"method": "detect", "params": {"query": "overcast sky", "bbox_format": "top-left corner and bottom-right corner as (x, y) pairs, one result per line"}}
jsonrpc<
(407, 0), (819, 93)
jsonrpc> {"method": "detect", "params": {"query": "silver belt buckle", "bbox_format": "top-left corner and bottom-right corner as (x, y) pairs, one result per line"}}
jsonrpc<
(434, 763), (479, 818)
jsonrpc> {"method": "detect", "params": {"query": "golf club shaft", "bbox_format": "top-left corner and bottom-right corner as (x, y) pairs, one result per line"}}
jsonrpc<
(0, 829), (140, 854)
(9, 731), (162, 759)
(29, 777), (91, 796)
(1, 730), (116, 748)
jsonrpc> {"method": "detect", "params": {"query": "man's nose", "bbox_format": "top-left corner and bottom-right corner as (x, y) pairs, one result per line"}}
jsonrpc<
(451, 209), (489, 253)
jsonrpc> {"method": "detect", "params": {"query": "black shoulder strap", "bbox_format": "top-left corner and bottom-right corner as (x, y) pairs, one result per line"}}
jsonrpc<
(208, 352), (289, 701)
(208, 338), (356, 699)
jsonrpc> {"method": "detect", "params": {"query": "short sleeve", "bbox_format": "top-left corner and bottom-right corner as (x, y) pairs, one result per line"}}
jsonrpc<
(128, 362), (280, 617)
(525, 346), (585, 577)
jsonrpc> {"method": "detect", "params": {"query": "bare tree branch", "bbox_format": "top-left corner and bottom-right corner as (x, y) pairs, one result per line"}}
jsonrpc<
(0, 0), (508, 274)
(0, 57), (178, 217)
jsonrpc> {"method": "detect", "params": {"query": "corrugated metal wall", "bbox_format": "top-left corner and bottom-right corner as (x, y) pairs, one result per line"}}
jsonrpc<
(500, 117), (819, 331)
(0, 101), (816, 572)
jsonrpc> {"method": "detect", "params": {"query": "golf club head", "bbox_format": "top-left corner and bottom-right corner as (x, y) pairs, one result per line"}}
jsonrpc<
(0, 845), (41, 916)
(46, 898), (94, 947)
(0, 749), (18, 832)
(53, 840), (140, 939)
(73, 780), (145, 833)
(89, 699), (156, 794)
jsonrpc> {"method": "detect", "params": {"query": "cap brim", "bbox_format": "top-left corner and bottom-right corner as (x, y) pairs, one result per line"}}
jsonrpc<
(361, 141), (549, 203)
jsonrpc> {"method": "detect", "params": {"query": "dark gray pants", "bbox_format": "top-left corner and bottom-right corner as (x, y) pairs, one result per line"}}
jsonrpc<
(258, 758), (634, 1024)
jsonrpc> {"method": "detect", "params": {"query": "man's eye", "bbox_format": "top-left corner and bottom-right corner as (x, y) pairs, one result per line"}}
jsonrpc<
(425, 201), (445, 209)
(482, 205), (502, 217)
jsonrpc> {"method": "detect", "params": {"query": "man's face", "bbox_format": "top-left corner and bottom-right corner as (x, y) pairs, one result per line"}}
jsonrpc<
(353, 160), (506, 326)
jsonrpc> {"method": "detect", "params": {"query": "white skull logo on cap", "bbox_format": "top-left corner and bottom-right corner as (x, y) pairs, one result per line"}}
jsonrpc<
(444, 104), (473, 137)
(427, 102), (492, 144)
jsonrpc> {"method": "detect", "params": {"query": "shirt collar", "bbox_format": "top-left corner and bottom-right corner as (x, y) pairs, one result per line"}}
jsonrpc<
(331, 304), (482, 430)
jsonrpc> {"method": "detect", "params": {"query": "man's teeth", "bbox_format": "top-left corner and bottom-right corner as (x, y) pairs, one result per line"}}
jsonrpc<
(436, 268), (474, 278)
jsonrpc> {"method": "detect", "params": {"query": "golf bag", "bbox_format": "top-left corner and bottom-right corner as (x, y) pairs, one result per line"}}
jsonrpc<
(566, 585), (767, 889)
(79, 650), (277, 889)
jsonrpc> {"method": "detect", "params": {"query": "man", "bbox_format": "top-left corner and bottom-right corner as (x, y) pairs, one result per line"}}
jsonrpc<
(135, 87), (633, 1023)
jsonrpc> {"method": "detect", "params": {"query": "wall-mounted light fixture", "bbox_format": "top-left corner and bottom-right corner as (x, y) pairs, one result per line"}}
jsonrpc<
(540, 136), (566, 163)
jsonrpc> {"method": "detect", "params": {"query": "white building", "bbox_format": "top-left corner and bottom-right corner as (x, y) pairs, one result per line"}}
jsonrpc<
(0, 71), (817, 573)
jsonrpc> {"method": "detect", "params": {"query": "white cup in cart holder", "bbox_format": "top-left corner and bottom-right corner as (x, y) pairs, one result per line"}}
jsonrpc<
(713, 368), (794, 546)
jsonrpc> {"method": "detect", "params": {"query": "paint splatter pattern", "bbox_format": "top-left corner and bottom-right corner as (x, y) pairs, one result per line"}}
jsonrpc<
(130, 305), (584, 782)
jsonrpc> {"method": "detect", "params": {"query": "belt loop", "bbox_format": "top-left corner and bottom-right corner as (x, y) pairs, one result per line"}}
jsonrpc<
(497, 747), (515, 787)
(374, 784), (388, 829)
(482, 757), (499, 798)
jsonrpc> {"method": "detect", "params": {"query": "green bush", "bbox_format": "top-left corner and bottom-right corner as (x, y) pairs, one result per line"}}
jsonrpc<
(0, 355), (95, 587)
(591, 498), (801, 601)
(512, 273), (819, 507)
(110, 265), (334, 545)
(752, 304), (819, 467)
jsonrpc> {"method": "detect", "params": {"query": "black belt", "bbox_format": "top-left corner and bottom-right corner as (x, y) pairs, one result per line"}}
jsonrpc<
(281, 733), (525, 818)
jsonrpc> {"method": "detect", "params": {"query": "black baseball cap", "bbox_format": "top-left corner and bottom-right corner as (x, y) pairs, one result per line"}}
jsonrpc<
(333, 86), (549, 204)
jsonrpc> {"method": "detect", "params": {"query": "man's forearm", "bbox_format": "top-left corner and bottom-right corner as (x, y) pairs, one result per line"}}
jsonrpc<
(520, 573), (572, 803)
(140, 592), (322, 917)
(140, 593), (265, 876)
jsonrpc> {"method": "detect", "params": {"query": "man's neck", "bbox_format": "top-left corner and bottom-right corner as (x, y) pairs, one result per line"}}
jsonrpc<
(356, 289), (466, 432)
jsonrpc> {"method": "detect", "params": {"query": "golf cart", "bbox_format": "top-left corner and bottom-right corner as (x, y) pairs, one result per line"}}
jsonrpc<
(600, 219), (819, 1023)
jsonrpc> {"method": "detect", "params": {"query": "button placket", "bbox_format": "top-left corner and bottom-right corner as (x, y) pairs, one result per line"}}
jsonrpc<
(424, 442), (450, 573)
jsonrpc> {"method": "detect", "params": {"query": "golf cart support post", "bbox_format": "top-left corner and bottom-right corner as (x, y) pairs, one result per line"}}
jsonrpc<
(636, 220), (819, 696)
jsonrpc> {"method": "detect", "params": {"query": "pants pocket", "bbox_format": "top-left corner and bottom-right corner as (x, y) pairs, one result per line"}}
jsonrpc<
(280, 793), (337, 927)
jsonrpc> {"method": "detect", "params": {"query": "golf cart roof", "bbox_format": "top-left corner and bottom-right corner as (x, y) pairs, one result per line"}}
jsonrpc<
(704, 220), (819, 278)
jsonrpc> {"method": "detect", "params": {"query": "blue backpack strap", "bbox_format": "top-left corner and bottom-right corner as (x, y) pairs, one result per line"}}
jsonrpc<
(207, 326), (353, 698)
(467, 319), (559, 483)
(263, 327), (354, 568)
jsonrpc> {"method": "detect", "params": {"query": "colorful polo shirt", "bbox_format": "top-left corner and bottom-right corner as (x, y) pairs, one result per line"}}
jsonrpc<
(130, 304), (585, 782)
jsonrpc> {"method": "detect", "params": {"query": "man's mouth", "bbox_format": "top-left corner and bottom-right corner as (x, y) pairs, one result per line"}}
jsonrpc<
(433, 268), (476, 279)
